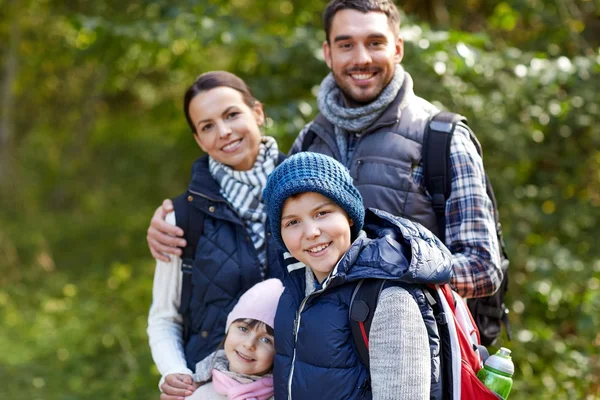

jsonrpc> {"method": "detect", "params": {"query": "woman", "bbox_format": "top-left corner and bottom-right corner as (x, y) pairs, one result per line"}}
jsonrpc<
(147, 71), (285, 400)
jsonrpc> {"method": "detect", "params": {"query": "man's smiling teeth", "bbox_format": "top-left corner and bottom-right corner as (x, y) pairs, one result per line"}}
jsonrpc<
(352, 73), (374, 80)
(306, 243), (329, 253)
(222, 139), (241, 151)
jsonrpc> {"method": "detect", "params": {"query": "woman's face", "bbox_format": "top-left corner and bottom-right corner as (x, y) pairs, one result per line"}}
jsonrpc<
(189, 87), (264, 171)
(224, 320), (275, 376)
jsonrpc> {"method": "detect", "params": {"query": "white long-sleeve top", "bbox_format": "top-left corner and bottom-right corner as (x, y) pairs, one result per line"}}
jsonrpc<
(147, 212), (193, 387)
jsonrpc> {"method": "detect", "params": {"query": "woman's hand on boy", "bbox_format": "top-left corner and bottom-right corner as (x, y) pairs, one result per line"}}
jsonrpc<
(160, 373), (197, 400)
(147, 199), (187, 262)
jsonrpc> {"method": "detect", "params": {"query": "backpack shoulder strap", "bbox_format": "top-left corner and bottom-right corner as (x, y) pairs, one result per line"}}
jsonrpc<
(172, 192), (205, 340)
(300, 129), (317, 152)
(423, 111), (466, 243)
(349, 279), (387, 370)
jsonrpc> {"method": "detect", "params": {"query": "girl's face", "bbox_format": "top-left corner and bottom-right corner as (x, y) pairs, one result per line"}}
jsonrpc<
(280, 192), (353, 283)
(224, 320), (275, 376)
(188, 86), (264, 171)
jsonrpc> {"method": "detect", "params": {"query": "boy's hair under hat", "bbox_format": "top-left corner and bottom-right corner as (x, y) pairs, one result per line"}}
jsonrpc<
(263, 152), (365, 251)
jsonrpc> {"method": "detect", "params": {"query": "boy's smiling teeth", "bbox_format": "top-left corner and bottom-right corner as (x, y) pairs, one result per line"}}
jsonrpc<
(222, 139), (242, 151)
(306, 243), (330, 253)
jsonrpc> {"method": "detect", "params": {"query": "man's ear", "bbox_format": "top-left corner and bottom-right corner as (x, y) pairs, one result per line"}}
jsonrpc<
(394, 36), (404, 64)
(323, 40), (333, 69)
(348, 218), (354, 227)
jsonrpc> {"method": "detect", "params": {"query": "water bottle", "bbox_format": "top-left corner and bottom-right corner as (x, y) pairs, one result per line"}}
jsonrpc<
(477, 347), (514, 399)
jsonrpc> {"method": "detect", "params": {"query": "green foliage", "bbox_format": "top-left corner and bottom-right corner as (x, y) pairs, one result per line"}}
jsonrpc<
(0, 0), (598, 399)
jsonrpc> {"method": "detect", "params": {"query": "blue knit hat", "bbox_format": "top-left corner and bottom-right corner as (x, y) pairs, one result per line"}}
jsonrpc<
(263, 152), (364, 251)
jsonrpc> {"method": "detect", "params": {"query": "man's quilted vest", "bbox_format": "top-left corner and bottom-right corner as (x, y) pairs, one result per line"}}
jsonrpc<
(292, 73), (441, 236)
(179, 156), (284, 369)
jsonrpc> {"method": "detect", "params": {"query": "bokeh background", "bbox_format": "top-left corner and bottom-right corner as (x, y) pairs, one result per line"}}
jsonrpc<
(0, 0), (599, 399)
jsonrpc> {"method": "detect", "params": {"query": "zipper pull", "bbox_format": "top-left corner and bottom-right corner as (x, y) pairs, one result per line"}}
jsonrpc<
(359, 377), (371, 397)
(292, 317), (298, 339)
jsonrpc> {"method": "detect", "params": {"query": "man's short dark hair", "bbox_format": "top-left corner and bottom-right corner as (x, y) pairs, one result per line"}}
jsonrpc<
(323, 0), (401, 43)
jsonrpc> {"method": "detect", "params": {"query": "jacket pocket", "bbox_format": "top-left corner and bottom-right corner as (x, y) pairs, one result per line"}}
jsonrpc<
(460, 359), (500, 400)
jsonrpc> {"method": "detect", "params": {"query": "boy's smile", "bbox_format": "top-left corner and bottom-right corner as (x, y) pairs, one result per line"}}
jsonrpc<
(280, 192), (353, 283)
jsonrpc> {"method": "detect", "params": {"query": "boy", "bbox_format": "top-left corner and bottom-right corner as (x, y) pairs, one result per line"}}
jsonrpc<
(263, 152), (452, 399)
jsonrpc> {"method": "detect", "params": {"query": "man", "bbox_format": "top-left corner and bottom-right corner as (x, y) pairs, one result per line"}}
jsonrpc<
(148, 0), (501, 300)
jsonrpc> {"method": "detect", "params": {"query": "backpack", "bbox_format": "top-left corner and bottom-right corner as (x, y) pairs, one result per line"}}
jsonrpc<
(172, 192), (205, 342)
(349, 279), (498, 400)
(423, 111), (511, 346)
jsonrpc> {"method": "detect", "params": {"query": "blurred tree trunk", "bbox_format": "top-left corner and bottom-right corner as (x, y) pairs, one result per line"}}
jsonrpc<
(0, 0), (20, 189)
(402, 0), (450, 27)
(430, 0), (450, 27)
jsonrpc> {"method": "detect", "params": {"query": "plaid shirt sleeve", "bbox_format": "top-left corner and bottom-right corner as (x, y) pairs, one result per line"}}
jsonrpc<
(445, 124), (502, 298)
(414, 124), (502, 298)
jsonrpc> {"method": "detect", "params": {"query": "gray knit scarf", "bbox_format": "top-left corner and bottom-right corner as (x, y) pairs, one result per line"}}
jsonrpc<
(317, 65), (405, 165)
(209, 136), (279, 275)
(193, 350), (272, 384)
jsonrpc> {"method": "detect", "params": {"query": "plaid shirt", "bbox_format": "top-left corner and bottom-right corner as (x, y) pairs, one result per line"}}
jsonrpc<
(411, 123), (502, 298)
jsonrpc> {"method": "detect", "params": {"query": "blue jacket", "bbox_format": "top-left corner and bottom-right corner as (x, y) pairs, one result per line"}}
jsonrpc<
(179, 154), (286, 369)
(273, 209), (452, 399)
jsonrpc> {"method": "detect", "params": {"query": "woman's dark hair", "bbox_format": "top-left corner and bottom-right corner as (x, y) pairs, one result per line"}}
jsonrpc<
(183, 71), (258, 134)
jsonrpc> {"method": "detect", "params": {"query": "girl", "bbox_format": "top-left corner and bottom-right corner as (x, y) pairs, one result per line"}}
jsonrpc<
(186, 279), (283, 400)
(147, 71), (285, 400)
(262, 152), (454, 400)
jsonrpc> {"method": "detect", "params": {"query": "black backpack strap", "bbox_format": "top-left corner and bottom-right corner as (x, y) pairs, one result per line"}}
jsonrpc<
(172, 192), (205, 341)
(349, 279), (387, 370)
(423, 111), (466, 243)
(300, 129), (316, 152)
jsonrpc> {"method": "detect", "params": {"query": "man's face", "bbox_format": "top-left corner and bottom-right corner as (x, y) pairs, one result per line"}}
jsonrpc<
(323, 9), (403, 105)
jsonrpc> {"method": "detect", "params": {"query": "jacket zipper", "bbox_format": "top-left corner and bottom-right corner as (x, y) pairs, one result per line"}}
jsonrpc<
(287, 285), (328, 399)
(287, 264), (350, 399)
(188, 189), (227, 204)
(287, 297), (306, 399)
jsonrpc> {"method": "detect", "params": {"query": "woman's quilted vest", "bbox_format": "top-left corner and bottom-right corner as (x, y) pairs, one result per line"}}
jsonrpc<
(180, 156), (284, 369)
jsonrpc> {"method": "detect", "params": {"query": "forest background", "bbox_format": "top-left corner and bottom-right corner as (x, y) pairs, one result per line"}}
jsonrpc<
(0, 0), (598, 399)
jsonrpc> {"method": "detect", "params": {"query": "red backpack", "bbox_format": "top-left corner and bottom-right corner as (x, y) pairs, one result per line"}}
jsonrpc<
(350, 280), (498, 399)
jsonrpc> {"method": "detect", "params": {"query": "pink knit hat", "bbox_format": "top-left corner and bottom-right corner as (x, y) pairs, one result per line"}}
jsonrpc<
(225, 279), (284, 333)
